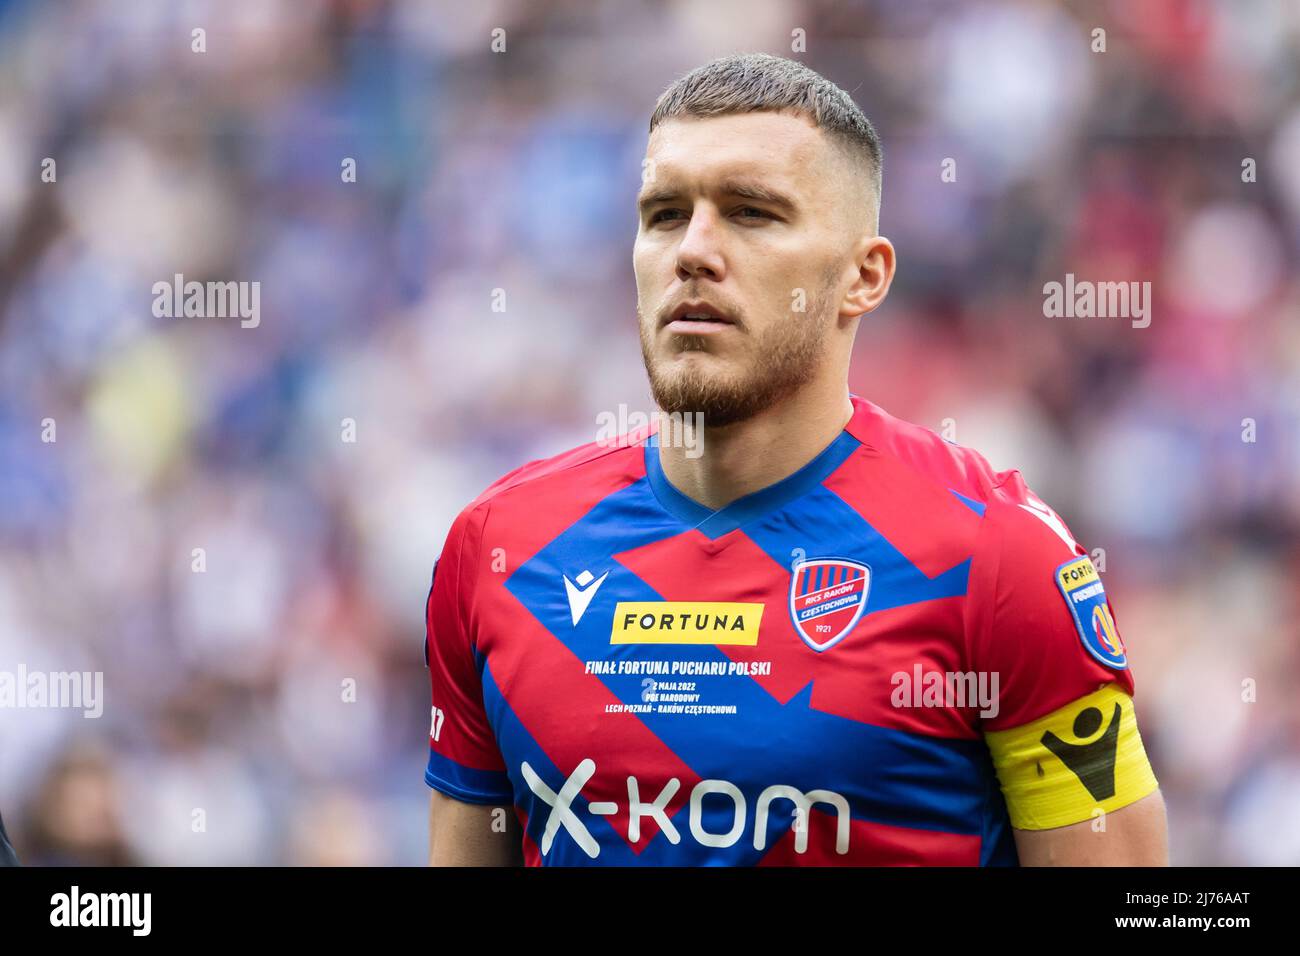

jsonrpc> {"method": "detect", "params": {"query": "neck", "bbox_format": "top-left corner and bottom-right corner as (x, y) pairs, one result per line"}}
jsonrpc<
(656, 379), (855, 512)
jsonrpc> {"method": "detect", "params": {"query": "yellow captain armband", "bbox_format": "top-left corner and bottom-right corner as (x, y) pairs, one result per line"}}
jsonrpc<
(984, 683), (1159, 830)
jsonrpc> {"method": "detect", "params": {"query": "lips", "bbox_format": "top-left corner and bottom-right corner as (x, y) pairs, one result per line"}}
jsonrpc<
(664, 301), (735, 332)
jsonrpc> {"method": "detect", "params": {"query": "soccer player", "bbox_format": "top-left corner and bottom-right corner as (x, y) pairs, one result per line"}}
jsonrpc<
(425, 53), (1167, 866)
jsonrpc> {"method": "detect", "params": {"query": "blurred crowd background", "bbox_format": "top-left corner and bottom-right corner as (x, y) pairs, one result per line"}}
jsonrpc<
(0, 0), (1297, 865)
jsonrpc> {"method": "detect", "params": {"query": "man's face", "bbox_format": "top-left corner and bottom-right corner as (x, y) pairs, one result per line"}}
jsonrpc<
(634, 111), (857, 427)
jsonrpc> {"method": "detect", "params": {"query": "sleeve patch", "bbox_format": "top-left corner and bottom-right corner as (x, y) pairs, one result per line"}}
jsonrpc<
(984, 683), (1158, 830)
(1055, 556), (1127, 670)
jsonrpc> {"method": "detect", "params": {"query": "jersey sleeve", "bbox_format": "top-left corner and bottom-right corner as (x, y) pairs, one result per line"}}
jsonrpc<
(423, 502), (514, 805)
(965, 469), (1159, 830)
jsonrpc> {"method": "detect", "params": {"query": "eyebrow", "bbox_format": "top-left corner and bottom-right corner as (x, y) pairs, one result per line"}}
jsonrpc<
(637, 178), (798, 213)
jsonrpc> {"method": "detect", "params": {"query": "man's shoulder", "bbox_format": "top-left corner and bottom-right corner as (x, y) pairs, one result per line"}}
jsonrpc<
(847, 394), (1032, 515)
(850, 401), (1091, 594)
(453, 424), (654, 528)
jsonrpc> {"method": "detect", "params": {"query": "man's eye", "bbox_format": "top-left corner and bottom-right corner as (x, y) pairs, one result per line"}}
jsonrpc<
(736, 206), (771, 220)
(649, 209), (685, 223)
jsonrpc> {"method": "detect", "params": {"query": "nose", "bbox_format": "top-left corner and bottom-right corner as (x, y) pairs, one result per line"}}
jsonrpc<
(675, 205), (726, 283)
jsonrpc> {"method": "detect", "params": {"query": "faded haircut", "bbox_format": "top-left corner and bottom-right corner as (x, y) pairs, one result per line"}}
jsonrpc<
(649, 53), (883, 229)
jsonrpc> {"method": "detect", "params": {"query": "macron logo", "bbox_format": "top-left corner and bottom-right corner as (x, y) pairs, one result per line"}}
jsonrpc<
(1019, 496), (1079, 552)
(563, 569), (609, 626)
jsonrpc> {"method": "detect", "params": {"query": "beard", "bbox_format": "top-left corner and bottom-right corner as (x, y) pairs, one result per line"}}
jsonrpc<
(638, 272), (837, 428)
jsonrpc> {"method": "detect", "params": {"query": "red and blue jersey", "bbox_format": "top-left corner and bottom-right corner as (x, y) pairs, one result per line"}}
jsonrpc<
(424, 394), (1157, 865)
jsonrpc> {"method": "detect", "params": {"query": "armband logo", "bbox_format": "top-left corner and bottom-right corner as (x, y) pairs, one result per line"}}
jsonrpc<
(1055, 556), (1127, 669)
(1041, 702), (1121, 800)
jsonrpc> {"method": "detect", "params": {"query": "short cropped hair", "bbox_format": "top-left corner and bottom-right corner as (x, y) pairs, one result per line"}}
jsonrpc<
(649, 53), (883, 224)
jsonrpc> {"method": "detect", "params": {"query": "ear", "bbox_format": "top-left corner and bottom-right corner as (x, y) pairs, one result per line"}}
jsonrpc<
(840, 234), (896, 319)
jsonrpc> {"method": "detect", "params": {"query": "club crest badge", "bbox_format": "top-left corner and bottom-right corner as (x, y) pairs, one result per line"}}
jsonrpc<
(789, 557), (871, 652)
(1055, 555), (1127, 669)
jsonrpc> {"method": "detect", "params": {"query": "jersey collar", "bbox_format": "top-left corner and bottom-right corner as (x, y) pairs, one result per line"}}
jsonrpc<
(643, 402), (864, 539)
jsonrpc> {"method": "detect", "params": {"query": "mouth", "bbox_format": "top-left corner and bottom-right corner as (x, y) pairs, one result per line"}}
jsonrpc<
(663, 301), (737, 335)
